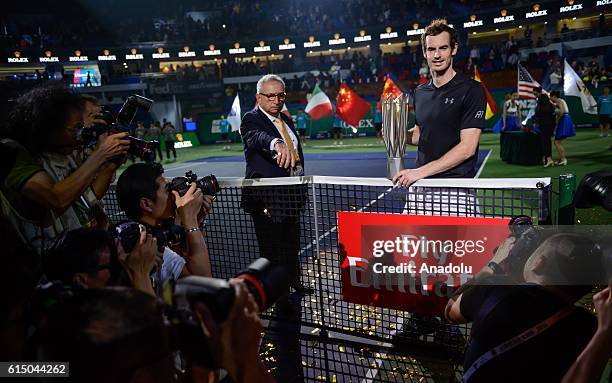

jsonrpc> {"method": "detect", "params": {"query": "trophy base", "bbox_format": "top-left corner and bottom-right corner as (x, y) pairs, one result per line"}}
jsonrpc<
(387, 157), (405, 180)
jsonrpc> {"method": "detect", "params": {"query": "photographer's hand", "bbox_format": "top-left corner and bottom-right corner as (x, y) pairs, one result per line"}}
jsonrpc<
(90, 131), (131, 163)
(197, 195), (215, 225)
(172, 184), (212, 277)
(117, 230), (156, 296)
(194, 280), (272, 383)
(561, 281), (612, 383)
(172, 183), (204, 228)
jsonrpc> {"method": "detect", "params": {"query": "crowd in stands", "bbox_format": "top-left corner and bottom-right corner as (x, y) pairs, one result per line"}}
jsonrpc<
(2, 0), (553, 52)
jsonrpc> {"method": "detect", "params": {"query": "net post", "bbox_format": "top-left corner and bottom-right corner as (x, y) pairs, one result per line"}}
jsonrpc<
(558, 174), (576, 225)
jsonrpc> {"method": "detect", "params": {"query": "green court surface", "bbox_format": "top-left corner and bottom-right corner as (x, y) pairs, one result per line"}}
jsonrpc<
(120, 129), (611, 224)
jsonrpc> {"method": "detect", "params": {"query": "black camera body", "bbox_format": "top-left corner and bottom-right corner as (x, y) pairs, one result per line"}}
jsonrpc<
(501, 215), (551, 279)
(112, 220), (185, 253)
(166, 258), (290, 368)
(80, 95), (158, 163)
(169, 171), (219, 196)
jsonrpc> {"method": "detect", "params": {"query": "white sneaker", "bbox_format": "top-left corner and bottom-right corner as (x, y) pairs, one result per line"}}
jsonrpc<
(339, 141), (344, 145)
(334, 141), (338, 145)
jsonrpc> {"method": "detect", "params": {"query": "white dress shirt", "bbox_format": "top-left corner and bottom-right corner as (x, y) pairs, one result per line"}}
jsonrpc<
(259, 106), (299, 151)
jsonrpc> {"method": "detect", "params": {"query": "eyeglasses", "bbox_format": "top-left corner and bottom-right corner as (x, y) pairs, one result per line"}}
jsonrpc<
(259, 92), (287, 101)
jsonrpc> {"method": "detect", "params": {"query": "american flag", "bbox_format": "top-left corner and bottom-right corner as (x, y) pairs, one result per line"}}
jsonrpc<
(518, 63), (541, 99)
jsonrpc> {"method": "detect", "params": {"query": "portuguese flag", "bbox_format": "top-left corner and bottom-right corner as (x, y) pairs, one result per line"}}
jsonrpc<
(305, 85), (333, 119)
(474, 67), (498, 120)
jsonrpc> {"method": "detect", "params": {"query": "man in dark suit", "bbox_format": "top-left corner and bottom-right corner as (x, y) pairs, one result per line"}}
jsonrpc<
(240, 74), (308, 294)
(240, 74), (307, 383)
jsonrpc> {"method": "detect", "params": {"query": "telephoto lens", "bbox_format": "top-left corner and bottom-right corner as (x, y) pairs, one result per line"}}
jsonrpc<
(169, 171), (219, 197)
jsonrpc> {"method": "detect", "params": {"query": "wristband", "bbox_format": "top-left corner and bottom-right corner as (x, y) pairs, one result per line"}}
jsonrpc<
(185, 226), (200, 233)
(487, 261), (504, 275)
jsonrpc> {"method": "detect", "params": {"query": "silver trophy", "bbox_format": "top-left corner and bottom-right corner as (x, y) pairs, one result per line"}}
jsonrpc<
(382, 93), (410, 179)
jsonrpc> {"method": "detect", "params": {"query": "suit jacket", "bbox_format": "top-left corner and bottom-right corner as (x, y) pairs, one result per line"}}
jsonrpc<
(240, 107), (305, 179)
(240, 107), (307, 220)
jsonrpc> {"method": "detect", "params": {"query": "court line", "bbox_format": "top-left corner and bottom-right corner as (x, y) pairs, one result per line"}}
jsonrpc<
(298, 186), (394, 257)
(475, 149), (491, 179)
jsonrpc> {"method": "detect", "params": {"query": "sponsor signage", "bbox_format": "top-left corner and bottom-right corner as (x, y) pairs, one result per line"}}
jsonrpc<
(338, 212), (510, 315)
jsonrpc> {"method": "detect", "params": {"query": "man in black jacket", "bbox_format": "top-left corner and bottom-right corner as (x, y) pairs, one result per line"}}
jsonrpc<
(240, 74), (308, 382)
(240, 74), (307, 294)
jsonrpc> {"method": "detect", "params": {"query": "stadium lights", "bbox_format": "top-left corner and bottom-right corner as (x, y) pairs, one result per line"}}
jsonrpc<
(380, 26), (398, 39)
(464, 14), (483, 28)
(222, 24), (226, 29)
(70, 50), (88, 62)
(229, 42), (245, 54)
(254, 40), (271, 53)
(329, 33), (346, 45)
(407, 23), (425, 36)
(39, 50), (59, 63)
(354, 30), (371, 42)
(304, 36), (321, 48)
(179, 46), (195, 58)
(526, 3), (547, 18)
(126, 48), (143, 60)
(560, 0), (583, 12)
(494, 9), (515, 24)
(279, 38), (295, 50)
(8, 50), (28, 63)
(152, 47), (170, 59)
(98, 49), (116, 61)
(204, 44), (221, 56)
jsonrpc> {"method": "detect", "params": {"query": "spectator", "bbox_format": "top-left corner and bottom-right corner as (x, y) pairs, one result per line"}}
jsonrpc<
(135, 121), (147, 139)
(597, 86), (611, 137)
(561, 23), (570, 34)
(149, 121), (163, 161)
(549, 67), (562, 91)
(162, 121), (177, 161)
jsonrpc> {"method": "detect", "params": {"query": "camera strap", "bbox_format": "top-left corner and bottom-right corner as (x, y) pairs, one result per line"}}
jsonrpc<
(463, 304), (575, 382)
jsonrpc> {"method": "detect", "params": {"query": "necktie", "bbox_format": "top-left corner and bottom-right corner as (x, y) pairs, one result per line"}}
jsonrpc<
(274, 117), (300, 162)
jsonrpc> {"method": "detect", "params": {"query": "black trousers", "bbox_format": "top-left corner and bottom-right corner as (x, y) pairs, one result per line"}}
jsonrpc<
(539, 125), (554, 158)
(154, 142), (163, 161)
(251, 213), (304, 382)
(251, 214), (302, 290)
(165, 140), (176, 159)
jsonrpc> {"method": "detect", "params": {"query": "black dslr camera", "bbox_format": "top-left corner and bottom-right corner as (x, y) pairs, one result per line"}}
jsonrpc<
(165, 258), (290, 368)
(168, 171), (219, 196)
(80, 95), (158, 163)
(499, 215), (550, 279)
(112, 220), (185, 253)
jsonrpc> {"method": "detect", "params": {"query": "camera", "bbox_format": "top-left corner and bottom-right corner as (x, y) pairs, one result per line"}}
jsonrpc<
(80, 95), (158, 163)
(112, 220), (185, 253)
(165, 257), (290, 368)
(500, 215), (550, 278)
(168, 171), (219, 197)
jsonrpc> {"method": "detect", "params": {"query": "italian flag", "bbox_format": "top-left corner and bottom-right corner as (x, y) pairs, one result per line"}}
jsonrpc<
(305, 85), (333, 119)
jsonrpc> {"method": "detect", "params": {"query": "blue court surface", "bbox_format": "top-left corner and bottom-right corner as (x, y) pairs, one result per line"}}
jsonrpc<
(163, 150), (491, 179)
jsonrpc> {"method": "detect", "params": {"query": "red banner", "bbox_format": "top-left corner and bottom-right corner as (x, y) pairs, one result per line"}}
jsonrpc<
(337, 212), (511, 315)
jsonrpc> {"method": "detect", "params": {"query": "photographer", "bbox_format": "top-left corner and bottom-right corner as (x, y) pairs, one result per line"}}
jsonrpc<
(37, 283), (273, 383)
(445, 233), (606, 382)
(116, 162), (213, 283)
(0, 84), (130, 252)
(44, 226), (158, 296)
